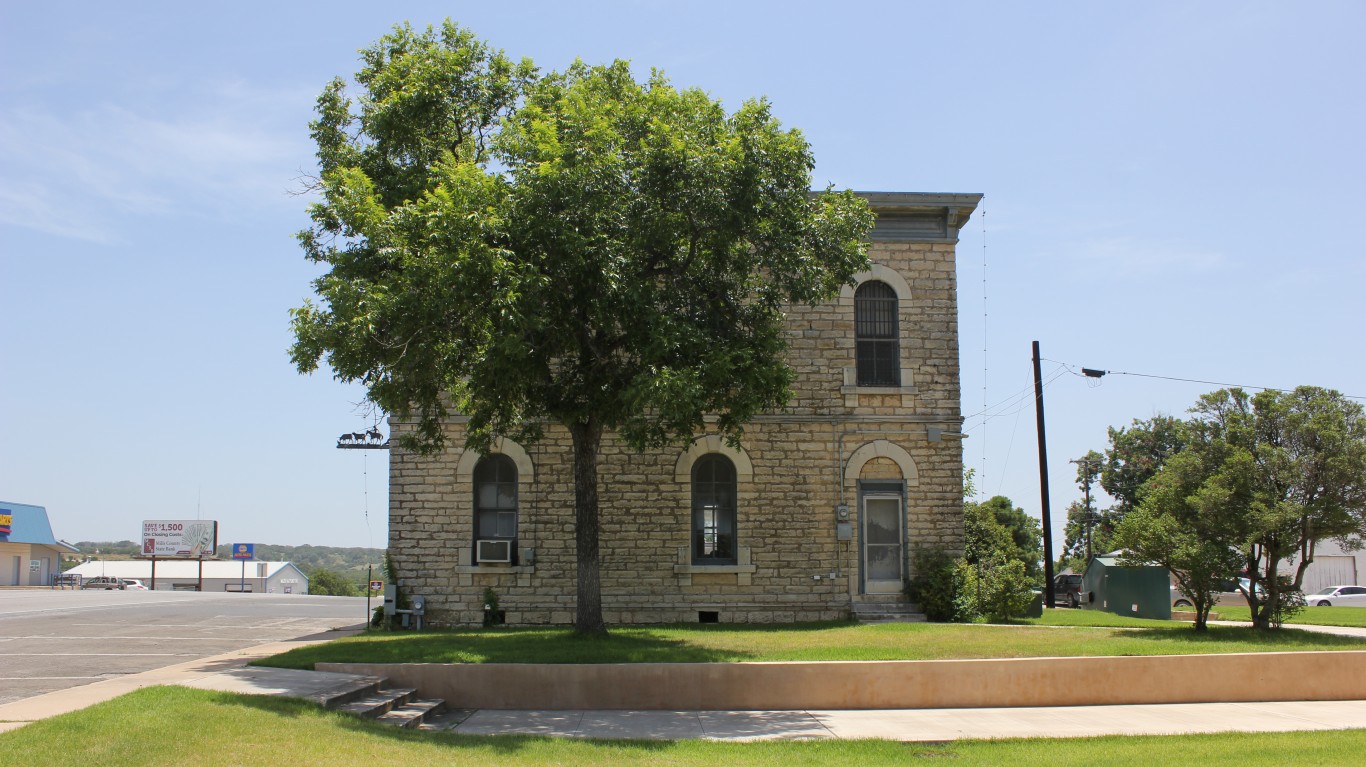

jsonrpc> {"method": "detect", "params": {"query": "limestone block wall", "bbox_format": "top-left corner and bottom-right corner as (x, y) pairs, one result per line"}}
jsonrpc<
(390, 419), (963, 626)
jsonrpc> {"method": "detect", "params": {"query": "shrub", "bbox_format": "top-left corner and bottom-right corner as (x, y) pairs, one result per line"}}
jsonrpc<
(482, 586), (504, 627)
(905, 548), (959, 622)
(977, 559), (1036, 622)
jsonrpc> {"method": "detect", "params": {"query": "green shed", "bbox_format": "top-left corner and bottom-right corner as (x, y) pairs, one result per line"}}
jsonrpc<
(1081, 554), (1172, 620)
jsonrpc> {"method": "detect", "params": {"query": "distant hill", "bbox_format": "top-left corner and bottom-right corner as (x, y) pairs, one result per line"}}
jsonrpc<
(212, 544), (384, 581)
(66, 541), (385, 585)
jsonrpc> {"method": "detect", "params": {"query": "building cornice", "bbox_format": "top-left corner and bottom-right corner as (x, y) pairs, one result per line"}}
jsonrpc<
(853, 191), (984, 243)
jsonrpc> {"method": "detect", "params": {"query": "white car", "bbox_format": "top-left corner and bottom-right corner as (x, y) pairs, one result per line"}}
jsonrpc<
(1172, 578), (1263, 609)
(1307, 585), (1366, 607)
(119, 579), (149, 591)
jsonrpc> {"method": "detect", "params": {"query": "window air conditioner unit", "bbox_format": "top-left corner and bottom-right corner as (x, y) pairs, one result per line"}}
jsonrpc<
(477, 539), (512, 563)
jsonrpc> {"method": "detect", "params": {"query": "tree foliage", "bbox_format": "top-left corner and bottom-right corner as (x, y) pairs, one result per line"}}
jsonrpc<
(965, 495), (1043, 584)
(307, 567), (360, 597)
(1101, 415), (1187, 516)
(1112, 448), (1245, 630)
(1110, 386), (1365, 630)
(291, 22), (874, 634)
(1180, 387), (1366, 628)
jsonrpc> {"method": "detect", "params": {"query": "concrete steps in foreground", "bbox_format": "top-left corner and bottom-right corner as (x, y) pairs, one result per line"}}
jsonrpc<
(851, 598), (926, 623)
(325, 682), (448, 729)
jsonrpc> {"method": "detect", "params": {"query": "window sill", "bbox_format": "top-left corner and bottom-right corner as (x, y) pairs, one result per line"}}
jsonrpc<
(840, 384), (917, 396)
(453, 564), (535, 575)
(673, 564), (757, 575)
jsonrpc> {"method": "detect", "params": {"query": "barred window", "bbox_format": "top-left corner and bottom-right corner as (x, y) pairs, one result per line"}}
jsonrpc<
(474, 455), (518, 560)
(691, 455), (737, 565)
(855, 280), (900, 386)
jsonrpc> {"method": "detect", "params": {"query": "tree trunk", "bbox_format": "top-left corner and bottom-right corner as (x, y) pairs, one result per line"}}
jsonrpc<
(570, 418), (608, 636)
(1194, 599), (1210, 631)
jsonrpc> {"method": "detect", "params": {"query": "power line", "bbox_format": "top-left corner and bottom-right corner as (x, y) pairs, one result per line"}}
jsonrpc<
(1043, 358), (1365, 401)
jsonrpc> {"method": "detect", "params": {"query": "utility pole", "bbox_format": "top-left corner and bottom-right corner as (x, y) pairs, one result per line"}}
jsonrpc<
(1033, 341), (1055, 608)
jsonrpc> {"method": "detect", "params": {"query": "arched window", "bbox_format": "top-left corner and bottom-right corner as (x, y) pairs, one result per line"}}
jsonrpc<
(855, 280), (899, 386)
(692, 454), (737, 565)
(473, 455), (518, 563)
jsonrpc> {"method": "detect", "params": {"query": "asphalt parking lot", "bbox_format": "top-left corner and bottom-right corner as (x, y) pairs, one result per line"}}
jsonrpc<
(0, 588), (367, 706)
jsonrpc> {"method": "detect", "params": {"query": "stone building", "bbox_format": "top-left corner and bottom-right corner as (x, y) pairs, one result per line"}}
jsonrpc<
(388, 191), (981, 625)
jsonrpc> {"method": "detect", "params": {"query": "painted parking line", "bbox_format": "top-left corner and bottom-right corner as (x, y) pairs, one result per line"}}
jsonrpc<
(0, 636), (280, 641)
(0, 676), (104, 681)
(5, 653), (201, 659)
(0, 599), (197, 618)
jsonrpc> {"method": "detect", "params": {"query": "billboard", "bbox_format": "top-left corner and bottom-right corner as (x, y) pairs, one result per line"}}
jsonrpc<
(0, 509), (11, 542)
(142, 520), (218, 558)
(231, 543), (255, 560)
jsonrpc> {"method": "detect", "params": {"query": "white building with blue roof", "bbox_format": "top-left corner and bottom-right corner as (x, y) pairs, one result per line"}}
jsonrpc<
(0, 501), (80, 586)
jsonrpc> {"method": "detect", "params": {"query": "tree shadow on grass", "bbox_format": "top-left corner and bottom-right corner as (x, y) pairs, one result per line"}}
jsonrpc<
(219, 692), (686, 756)
(256, 625), (775, 667)
(1112, 625), (1366, 650)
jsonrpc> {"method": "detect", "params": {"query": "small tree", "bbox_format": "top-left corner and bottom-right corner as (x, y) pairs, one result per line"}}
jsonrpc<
(977, 559), (1037, 622)
(1113, 503), (1240, 631)
(291, 22), (874, 635)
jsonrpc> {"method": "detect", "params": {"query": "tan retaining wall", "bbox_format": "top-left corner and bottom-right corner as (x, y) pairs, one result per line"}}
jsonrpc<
(320, 651), (1366, 710)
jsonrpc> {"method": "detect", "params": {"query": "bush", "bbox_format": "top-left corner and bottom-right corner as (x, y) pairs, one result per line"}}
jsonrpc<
(905, 548), (959, 622)
(977, 559), (1036, 622)
(482, 586), (505, 626)
(951, 559), (982, 622)
(909, 548), (1036, 623)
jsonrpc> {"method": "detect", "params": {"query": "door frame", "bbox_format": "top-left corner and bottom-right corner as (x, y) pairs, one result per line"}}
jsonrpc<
(858, 480), (907, 595)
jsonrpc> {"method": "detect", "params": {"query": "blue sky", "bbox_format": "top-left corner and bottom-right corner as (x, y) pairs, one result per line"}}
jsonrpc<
(2, 1), (1363, 550)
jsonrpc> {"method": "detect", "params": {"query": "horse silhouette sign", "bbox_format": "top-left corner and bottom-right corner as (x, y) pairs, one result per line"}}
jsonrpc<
(337, 428), (388, 450)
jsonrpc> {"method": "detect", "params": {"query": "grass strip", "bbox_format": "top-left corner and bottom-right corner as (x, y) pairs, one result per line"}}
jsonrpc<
(2, 686), (1364, 767)
(255, 617), (1366, 669)
(1213, 605), (1366, 628)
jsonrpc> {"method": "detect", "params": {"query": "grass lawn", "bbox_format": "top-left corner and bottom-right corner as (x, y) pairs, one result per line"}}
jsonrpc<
(256, 615), (1366, 669)
(3, 686), (1364, 767)
(1214, 605), (1366, 628)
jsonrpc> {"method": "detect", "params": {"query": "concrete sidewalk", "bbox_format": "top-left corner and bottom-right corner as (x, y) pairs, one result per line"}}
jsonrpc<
(448, 700), (1366, 741)
(4, 653), (1364, 741)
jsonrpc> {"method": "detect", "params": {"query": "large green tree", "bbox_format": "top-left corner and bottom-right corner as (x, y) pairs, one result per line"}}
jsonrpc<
(1181, 387), (1366, 628)
(290, 22), (873, 634)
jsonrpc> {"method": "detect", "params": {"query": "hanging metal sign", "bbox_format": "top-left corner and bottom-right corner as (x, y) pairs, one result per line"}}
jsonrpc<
(337, 427), (389, 449)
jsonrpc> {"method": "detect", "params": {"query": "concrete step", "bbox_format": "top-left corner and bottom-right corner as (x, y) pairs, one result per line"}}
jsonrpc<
(851, 600), (926, 623)
(858, 613), (928, 623)
(418, 708), (477, 732)
(304, 676), (386, 709)
(336, 688), (416, 718)
(375, 698), (446, 728)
